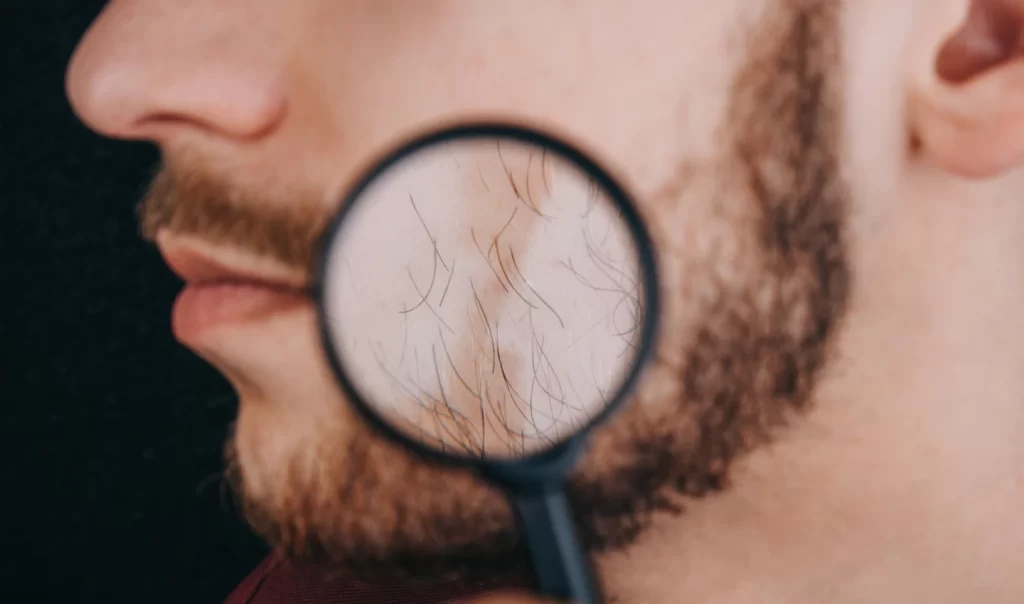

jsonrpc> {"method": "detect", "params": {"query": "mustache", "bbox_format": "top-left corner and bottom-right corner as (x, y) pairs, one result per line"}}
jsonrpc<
(137, 156), (332, 271)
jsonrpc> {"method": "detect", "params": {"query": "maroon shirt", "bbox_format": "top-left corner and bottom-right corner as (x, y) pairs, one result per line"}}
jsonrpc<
(224, 554), (530, 604)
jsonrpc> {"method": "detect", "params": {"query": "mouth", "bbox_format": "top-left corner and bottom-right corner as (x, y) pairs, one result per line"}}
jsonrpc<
(155, 233), (311, 342)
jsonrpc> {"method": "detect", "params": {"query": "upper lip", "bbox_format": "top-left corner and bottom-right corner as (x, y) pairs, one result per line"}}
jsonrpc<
(157, 236), (308, 293)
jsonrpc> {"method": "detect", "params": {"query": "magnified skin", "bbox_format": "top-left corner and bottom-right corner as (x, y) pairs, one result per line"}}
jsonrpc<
(323, 139), (645, 460)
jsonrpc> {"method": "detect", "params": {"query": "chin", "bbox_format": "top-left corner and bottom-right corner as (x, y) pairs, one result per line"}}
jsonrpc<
(221, 353), (679, 583)
(226, 383), (527, 582)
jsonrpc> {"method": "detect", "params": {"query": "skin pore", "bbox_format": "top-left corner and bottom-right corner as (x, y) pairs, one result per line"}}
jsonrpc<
(67, 0), (1024, 602)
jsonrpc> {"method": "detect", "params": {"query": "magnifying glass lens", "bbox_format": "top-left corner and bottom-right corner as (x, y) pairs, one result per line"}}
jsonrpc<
(320, 133), (648, 461)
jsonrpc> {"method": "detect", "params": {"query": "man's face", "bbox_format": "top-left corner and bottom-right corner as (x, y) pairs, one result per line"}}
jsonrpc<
(67, 1), (1024, 601)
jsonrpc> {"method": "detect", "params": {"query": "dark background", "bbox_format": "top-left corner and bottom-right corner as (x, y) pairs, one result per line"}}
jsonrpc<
(4, 4), (268, 602)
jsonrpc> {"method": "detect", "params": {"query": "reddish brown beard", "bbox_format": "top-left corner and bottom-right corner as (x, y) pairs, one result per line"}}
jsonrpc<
(164, 0), (848, 586)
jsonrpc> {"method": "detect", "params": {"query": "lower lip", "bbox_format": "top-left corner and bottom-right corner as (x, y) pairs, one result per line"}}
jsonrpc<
(172, 282), (308, 341)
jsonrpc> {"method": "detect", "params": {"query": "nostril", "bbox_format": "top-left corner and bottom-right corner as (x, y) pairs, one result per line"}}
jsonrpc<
(65, 8), (288, 143)
(127, 63), (289, 141)
(132, 89), (288, 142)
(68, 55), (288, 143)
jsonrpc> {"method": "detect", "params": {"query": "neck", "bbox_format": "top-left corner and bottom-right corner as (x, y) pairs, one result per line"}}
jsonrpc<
(594, 266), (1024, 603)
(593, 427), (918, 603)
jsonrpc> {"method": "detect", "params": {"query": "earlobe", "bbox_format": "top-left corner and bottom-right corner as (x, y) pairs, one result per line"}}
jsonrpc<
(908, 0), (1024, 179)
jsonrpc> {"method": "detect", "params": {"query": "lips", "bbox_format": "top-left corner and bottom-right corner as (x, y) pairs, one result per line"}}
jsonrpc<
(156, 236), (311, 341)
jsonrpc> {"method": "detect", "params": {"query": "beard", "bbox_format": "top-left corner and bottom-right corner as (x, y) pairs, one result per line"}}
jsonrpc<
(147, 0), (849, 586)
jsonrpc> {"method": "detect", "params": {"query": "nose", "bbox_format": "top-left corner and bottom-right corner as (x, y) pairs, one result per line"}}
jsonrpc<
(66, 2), (287, 143)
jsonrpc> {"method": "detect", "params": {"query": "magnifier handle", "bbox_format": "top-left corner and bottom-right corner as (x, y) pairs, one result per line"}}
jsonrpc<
(512, 486), (601, 604)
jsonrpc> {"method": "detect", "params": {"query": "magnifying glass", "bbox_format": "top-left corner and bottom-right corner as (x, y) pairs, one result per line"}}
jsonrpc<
(314, 123), (660, 604)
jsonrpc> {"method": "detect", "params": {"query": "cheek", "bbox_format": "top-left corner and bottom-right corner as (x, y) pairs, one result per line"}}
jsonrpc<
(287, 5), (748, 204)
(640, 168), (766, 368)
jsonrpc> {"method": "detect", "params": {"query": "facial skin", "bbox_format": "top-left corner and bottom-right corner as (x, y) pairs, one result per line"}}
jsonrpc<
(67, 1), (1024, 602)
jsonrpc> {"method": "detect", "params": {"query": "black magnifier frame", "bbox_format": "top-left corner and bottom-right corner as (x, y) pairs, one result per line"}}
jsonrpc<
(312, 122), (661, 604)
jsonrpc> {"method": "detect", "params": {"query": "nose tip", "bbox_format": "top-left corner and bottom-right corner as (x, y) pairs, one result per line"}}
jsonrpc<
(66, 4), (286, 142)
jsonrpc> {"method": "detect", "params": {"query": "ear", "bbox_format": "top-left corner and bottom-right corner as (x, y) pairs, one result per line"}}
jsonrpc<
(909, 0), (1024, 179)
